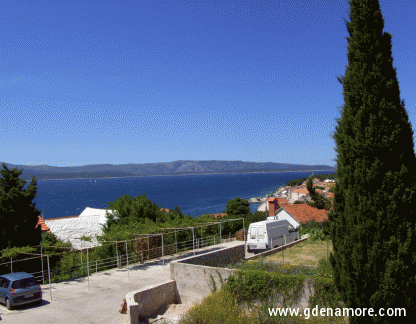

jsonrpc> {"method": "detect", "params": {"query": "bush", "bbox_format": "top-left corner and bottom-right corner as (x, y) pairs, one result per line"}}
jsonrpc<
(180, 290), (251, 324)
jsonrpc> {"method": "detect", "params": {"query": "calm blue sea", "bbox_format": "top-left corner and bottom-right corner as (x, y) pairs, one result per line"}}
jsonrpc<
(32, 171), (332, 219)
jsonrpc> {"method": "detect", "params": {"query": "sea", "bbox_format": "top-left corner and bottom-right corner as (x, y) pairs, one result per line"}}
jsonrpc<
(32, 171), (334, 220)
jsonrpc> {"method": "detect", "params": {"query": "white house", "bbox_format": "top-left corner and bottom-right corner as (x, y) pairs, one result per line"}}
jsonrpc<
(44, 207), (118, 250)
(291, 188), (310, 202)
(274, 208), (301, 231)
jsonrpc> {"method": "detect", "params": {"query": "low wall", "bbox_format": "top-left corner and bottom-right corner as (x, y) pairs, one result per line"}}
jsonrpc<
(170, 244), (245, 299)
(246, 236), (308, 260)
(126, 280), (180, 324)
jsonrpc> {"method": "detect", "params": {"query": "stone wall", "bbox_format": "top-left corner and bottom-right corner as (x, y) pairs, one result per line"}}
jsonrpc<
(44, 216), (104, 249)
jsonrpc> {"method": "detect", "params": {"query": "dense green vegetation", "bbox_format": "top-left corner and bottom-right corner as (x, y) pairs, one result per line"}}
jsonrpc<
(326, 0), (416, 322)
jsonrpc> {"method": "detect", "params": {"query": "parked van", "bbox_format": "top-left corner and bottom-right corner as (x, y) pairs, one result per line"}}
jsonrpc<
(247, 218), (299, 253)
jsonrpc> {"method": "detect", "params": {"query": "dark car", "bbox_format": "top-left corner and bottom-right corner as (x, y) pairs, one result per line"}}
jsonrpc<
(0, 272), (42, 310)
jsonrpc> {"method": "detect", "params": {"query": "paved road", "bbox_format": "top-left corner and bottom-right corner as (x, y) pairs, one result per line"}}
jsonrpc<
(0, 240), (246, 324)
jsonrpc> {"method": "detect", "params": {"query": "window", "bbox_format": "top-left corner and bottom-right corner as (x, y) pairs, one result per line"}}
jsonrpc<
(258, 227), (265, 239)
(250, 227), (256, 239)
(11, 278), (37, 289)
(1, 278), (10, 289)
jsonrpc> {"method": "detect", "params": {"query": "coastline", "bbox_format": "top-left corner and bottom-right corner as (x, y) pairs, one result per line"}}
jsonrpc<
(34, 170), (336, 181)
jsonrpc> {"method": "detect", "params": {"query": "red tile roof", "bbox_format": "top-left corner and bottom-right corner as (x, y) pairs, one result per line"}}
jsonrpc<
(327, 192), (334, 199)
(160, 208), (170, 214)
(276, 197), (291, 206)
(36, 216), (51, 233)
(292, 188), (309, 194)
(206, 213), (228, 218)
(45, 215), (79, 221)
(279, 204), (328, 223)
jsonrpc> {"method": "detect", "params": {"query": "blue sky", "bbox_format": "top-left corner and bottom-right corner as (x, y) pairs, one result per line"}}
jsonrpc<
(1, 0), (415, 168)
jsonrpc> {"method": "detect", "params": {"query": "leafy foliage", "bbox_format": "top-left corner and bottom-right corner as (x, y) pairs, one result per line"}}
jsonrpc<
(102, 193), (167, 231)
(225, 197), (250, 217)
(328, 0), (416, 322)
(0, 163), (42, 253)
(304, 176), (332, 211)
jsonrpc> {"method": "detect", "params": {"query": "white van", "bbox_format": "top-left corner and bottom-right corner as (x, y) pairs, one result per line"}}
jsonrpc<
(247, 218), (299, 253)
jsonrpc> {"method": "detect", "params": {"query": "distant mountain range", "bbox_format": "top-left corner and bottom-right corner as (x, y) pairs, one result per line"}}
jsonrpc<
(0, 160), (336, 181)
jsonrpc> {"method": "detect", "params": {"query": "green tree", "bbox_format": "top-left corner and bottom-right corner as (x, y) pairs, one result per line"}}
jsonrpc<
(102, 193), (164, 232)
(0, 163), (42, 251)
(326, 1), (416, 322)
(305, 176), (332, 211)
(225, 198), (250, 217)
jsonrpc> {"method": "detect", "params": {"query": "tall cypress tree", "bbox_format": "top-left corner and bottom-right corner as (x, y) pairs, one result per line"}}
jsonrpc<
(0, 163), (42, 252)
(327, 1), (416, 323)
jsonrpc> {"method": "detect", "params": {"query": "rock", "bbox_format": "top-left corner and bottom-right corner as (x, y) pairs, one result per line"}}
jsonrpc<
(119, 298), (127, 314)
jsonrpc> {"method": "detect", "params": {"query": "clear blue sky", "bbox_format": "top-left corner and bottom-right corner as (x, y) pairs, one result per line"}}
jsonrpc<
(1, 0), (415, 168)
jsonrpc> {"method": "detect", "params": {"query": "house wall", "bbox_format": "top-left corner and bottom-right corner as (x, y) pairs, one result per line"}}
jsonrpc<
(44, 216), (104, 249)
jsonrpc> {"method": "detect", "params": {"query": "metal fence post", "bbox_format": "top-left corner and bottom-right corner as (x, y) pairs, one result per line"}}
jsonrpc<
(162, 234), (164, 267)
(220, 223), (222, 248)
(80, 240), (83, 273)
(116, 242), (119, 269)
(201, 226), (203, 247)
(284, 235), (287, 246)
(175, 229), (177, 254)
(96, 260), (98, 273)
(47, 255), (52, 301)
(192, 227), (195, 255)
(126, 241), (130, 281)
(41, 246), (45, 284)
(147, 235), (150, 261)
(10, 258), (12, 273)
(87, 248), (90, 291)
(243, 219), (245, 242)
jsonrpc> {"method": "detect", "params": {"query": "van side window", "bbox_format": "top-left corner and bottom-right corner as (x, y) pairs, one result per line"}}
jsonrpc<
(258, 227), (265, 239)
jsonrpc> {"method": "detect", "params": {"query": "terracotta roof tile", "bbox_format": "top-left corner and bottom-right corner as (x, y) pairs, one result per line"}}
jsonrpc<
(45, 215), (79, 221)
(206, 213), (228, 218)
(36, 216), (51, 233)
(279, 204), (328, 224)
(160, 208), (170, 214)
(276, 197), (290, 206)
(292, 188), (309, 194)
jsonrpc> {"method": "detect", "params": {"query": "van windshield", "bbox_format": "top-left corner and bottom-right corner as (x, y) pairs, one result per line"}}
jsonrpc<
(11, 277), (37, 289)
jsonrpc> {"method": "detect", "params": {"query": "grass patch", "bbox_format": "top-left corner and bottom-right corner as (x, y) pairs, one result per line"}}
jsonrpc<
(179, 290), (348, 324)
(262, 239), (333, 268)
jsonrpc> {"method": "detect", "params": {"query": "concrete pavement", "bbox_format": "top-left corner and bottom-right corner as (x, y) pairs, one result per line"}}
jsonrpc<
(0, 240), (246, 324)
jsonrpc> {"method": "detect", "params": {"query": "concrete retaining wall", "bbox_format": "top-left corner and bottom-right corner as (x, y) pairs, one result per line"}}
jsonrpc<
(170, 244), (245, 298)
(126, 280), (180, 324)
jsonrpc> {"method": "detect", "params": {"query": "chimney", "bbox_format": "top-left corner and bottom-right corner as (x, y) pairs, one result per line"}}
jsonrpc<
(268, 198), (277, 217)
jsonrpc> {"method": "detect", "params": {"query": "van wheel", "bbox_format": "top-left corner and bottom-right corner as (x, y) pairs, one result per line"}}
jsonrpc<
(5, 298), (12, 310)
